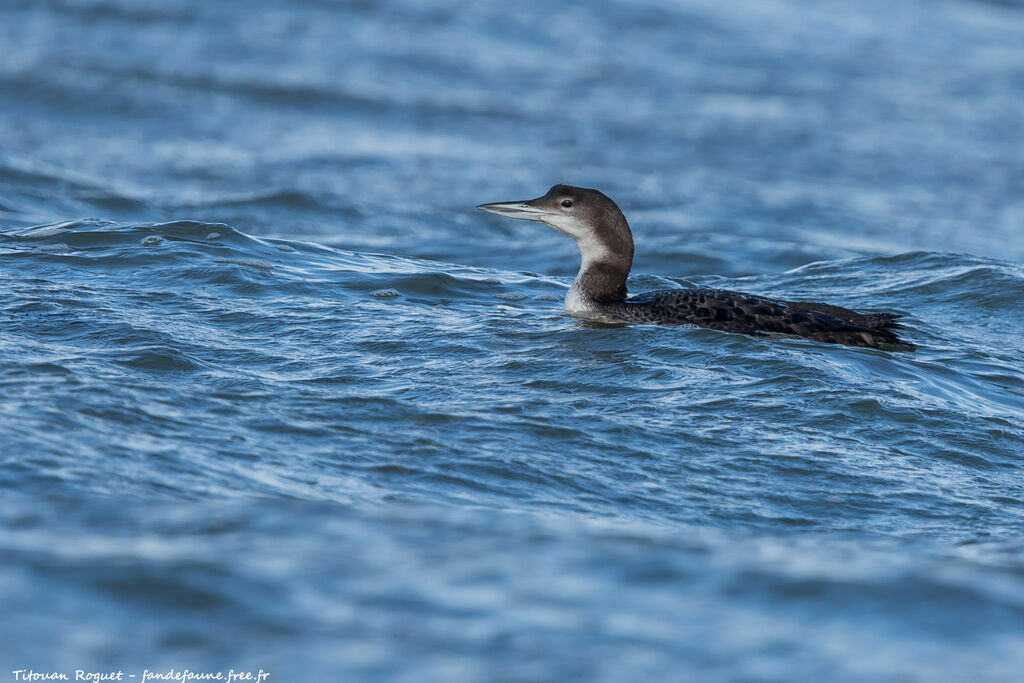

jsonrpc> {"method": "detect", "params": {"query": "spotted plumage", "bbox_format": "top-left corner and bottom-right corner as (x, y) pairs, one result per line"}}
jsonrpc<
(608, 288), (904, 347)
(478, 185), (911, 349)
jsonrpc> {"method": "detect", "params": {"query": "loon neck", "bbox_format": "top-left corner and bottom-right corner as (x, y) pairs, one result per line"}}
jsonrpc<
(556, 194), (635, 314)
(572, 258), (630, 303)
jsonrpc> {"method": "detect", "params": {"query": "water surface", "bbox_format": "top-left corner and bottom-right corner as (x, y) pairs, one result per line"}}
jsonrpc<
(2, 0), (1024, 680)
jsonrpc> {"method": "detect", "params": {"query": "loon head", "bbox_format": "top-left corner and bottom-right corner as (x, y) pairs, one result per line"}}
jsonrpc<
(477, 184), (634, 270)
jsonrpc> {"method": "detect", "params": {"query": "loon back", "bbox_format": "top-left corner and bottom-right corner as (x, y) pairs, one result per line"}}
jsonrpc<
(477, 184), (912, 349)
(611, 288), (906, 348)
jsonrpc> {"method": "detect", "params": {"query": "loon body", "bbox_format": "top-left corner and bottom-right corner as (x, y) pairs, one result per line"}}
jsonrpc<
(478, 184), (910, 348)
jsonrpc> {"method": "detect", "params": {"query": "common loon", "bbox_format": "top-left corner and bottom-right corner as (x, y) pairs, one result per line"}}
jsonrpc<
(477, 184), (910, 349)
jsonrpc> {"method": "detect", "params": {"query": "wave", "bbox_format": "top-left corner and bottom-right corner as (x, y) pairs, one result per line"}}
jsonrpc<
(4, 219), (1023, 332)
(0, 218), (561, 314)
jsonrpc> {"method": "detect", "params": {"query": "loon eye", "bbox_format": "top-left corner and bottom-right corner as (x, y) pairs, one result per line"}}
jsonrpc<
(561, 199), (573, 208)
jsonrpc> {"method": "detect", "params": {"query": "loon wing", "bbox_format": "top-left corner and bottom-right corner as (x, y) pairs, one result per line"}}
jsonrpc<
(623, 288), (905, 347)
(783, 300), (904, 332)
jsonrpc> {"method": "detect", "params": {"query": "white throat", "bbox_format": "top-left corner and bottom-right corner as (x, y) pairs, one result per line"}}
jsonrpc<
(563, 240), (617, 318)
(540, 213), (628, 320)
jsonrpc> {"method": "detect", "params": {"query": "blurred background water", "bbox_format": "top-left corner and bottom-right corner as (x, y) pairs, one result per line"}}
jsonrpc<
(2, 0), (1024, 680)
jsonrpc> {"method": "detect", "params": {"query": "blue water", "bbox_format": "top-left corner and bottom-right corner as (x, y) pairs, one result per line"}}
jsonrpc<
(3, 0), (1024, 680)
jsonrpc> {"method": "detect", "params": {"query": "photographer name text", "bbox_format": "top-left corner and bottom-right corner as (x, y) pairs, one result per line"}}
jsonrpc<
(11, 671), (269, 683)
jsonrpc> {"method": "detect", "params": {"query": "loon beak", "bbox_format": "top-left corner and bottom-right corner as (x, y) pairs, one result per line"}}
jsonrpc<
(476, 199), (552, 222)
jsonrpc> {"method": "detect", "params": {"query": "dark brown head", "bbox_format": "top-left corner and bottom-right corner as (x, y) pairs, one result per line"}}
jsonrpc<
(477, 184), (634, 270)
